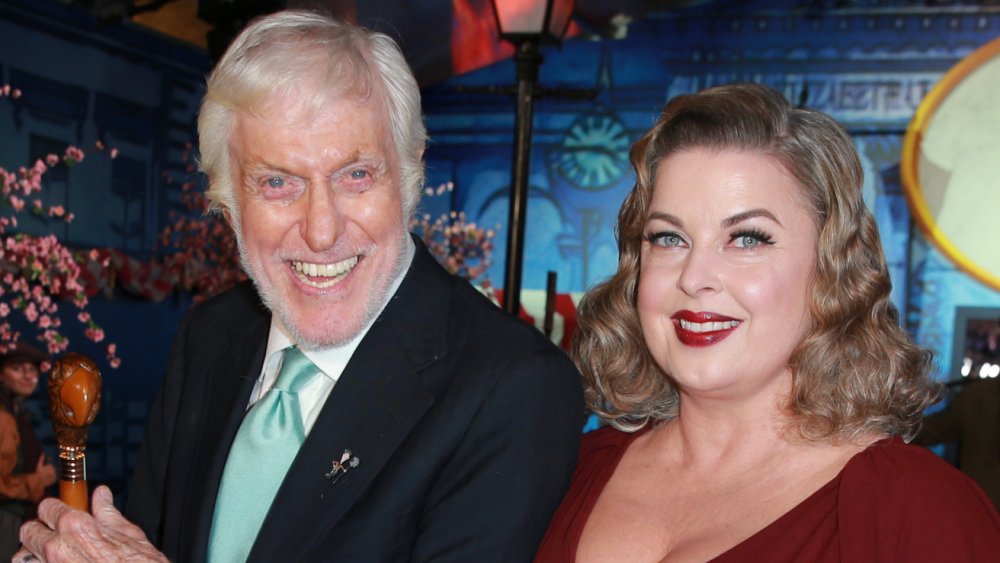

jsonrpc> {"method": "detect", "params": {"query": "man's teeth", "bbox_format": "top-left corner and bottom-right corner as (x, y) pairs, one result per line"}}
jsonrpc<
(679, 319), (740, 333)
(292, 256), (358, 288)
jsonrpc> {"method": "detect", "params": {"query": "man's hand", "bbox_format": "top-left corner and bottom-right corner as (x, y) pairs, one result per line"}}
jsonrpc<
(15, 485), (168, 563)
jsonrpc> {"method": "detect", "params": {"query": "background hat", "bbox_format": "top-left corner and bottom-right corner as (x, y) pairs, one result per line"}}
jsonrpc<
(0, 341), (50, 366)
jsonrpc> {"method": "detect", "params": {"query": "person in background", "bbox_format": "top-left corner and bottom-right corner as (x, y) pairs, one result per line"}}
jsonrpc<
(914, 376), (1000, 511)
(0, 342), (56, 560)
(17, 10), (583, 562)
(535, 82), (1000, 562)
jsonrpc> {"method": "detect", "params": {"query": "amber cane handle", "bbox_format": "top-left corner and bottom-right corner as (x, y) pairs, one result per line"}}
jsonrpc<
(48, 353), (103, 512)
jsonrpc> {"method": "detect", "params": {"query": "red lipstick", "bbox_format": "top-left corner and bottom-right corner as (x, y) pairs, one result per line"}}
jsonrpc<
(671, 310), (741, 347)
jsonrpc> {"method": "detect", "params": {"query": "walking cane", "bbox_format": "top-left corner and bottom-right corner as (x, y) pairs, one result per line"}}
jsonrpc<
(47, 353), (102, 511)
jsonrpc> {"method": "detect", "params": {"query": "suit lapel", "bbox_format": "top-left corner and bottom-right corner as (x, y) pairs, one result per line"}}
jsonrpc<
(180, 300), (270, 560)
(249, 240), (452, 562)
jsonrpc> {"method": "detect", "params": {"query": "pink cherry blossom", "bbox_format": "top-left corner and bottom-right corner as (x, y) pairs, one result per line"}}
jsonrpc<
(2, 122), (119, 366)
(63, 146), (84, 165)
(84, 327), (105, 342)
(409, 184), (495, 286)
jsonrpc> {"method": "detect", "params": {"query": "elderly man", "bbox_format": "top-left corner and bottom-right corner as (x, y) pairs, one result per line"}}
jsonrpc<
(18, 10), (583, 562)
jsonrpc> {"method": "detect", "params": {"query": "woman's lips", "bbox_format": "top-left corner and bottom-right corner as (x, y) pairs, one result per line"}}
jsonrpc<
(671, 310), (742, 347)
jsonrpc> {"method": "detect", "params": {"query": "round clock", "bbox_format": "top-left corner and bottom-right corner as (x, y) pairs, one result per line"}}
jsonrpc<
(551, 111), (630, 191)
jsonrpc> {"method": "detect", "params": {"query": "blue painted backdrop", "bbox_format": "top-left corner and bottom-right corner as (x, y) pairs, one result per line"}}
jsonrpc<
(421, 1), (1000, 383)
(2, 0), (998, 498)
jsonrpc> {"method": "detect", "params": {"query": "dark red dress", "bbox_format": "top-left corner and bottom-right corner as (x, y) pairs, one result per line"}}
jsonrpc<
(535, 426), (1000, 562)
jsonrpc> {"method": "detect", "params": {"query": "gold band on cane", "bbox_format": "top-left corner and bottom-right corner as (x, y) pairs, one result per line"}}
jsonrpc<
(58, 447), (87, 483)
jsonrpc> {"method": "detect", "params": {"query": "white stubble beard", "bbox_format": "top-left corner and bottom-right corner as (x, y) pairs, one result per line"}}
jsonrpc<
(235, 224), (411, 350)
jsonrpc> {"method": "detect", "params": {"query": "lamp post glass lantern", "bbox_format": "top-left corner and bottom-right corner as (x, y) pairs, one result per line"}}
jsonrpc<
(491, 0), (575, 316)
(492, 0), (575, 44)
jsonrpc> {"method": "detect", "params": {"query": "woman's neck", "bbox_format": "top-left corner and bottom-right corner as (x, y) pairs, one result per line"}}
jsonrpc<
(653, 374), (802, 469)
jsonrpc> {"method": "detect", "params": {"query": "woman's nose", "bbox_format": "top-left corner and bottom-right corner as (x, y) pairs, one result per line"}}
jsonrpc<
(676, 244), (723, 296)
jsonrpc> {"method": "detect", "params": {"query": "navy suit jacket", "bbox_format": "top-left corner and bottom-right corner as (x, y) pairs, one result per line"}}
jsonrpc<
(125, 239), (584, 562)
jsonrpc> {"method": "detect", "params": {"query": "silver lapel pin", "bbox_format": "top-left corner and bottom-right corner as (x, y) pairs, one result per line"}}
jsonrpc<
(325, 449), (360, 484)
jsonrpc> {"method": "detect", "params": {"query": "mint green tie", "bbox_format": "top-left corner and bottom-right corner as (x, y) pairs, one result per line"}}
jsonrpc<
(207, 346), (317, 563)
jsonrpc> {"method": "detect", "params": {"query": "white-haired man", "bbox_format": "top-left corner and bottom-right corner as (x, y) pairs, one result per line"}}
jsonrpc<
(18, 10), (583, 562)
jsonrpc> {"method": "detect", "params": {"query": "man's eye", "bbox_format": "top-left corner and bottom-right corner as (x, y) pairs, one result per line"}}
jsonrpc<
(266, 177), (285, 188)
(349, 169), (369, 180)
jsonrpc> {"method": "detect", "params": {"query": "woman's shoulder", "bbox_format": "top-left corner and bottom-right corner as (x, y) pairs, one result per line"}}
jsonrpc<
(844, 437), (991, 502)
(571, 424), (653, 485)
(579, 424), (650, 462)
(837, 436), (1000, 559)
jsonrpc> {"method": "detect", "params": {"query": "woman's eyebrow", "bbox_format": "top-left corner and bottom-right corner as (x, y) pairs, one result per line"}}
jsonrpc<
(722, 208), (781, 228)
(646, 211), (683, 227)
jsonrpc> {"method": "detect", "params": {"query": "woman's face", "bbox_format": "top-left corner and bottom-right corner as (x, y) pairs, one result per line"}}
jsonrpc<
(637, 148), (818, 400)
(1, 360), (40, 398)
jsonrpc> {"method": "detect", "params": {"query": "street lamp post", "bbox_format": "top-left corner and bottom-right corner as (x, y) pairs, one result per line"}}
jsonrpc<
(491, 0), (575, 317)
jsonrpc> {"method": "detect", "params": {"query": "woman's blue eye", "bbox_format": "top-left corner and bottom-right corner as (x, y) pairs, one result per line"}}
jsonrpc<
(646, 232), (685, 247)
(267, 177), (284, 188)
(732, 230), (774, 249)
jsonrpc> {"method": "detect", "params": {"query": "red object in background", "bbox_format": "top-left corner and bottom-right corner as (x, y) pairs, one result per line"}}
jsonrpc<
(450, 0), (579, 76)
(493, 289), (536, 323)
(451, 0), (514, 75)
(494, 289), (579, 351)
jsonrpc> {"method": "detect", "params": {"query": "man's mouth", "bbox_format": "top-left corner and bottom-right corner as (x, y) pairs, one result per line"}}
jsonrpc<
(291, 256), (359, 288)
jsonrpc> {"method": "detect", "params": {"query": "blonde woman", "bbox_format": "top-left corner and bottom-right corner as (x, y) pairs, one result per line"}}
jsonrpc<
(536, 83), (1000, 562)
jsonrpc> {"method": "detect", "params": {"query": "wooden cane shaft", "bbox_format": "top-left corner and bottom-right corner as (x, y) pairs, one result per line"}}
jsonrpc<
(59, 480), (88, 511)
(58, 447), (88, 510)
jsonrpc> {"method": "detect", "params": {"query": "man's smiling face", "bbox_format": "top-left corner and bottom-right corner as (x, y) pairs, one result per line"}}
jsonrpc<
(229, 91), (409, 349)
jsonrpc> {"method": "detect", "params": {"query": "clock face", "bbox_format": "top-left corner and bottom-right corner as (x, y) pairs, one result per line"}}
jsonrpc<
(552, 111), (630, 191)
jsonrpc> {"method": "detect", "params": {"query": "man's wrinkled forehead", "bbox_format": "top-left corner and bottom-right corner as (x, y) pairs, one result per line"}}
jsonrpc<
(225, 91), (398, 182)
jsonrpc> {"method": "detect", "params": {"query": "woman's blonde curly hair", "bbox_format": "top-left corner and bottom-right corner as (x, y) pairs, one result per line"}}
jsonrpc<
(574, 82), (939, 442)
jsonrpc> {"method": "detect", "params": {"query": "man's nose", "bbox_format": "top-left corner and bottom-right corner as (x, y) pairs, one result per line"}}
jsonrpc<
(300, 187), (341, 252)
